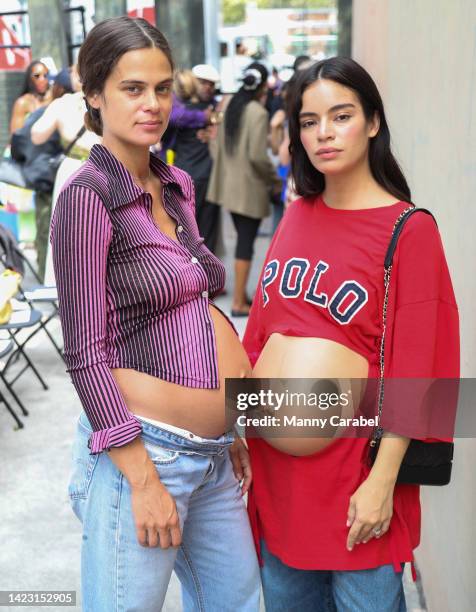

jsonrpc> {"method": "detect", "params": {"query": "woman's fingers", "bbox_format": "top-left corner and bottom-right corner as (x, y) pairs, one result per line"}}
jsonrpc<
(346, 519), (364, 551)
(380, 518), (391, 536)
(156, 526), (172, 549)
(346, 498), (356, 527)
(229, 445), (244, 481)
(170, 523), (182, 547)
(236, 439), (253, 495)
(132, 479), (182, 549)
(137, 526), (148, 547)
(351, 521), (390, 546)
(360, 524), (380, 544)
(240, 459), (252, 496)
(146, 528), (160, 548)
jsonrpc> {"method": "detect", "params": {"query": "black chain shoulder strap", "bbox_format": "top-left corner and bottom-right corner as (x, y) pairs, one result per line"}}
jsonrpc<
(370, 205), (437, 446)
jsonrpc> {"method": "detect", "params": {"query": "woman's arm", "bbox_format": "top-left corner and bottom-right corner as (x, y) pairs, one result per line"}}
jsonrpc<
(9, 96), (30, 133)
(51, 184), (181, 548)
(51, 184), (142, 453)
(30, 98), (61, 144)
(168, 94), (210, 129)
(346, 212), (459, 551)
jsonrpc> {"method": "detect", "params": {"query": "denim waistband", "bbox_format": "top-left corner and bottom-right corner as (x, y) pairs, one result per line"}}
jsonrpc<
(78, 411), (235, 456)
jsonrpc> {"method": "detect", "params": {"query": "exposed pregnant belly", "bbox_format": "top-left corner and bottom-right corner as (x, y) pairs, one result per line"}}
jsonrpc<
(111, 304), (251, 438)
(250, 334), (369, 455)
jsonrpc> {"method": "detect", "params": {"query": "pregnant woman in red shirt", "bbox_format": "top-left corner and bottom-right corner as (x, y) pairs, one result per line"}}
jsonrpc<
(51, 17), (259, 612)
(243, 57), (459, 611)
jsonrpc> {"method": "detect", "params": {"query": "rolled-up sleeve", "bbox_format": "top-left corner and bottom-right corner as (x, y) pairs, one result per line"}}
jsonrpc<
(50, 184), (142, 454)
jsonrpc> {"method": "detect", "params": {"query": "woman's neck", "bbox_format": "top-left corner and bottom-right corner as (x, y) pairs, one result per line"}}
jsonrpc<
(322, 159), (394, 210)
(102, 135), (151, 181)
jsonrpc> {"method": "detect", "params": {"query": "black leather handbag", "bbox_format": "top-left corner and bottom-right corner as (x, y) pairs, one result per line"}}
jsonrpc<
(367, 206), (454, 486)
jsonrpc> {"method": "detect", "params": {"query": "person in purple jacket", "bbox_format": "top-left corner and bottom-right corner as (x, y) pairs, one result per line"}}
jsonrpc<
(50, 16), (259, 612)
(173, 64), (221, 253)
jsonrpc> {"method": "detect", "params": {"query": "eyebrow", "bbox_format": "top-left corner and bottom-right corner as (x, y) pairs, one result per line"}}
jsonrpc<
(119, 78), (173, 86)
(299, 103), (356, 118)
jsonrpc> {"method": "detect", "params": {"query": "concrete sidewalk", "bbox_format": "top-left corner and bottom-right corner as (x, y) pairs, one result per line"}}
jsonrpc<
(0, 212), (424, 611)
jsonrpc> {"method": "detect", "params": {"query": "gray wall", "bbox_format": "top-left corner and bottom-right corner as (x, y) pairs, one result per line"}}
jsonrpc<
(352, 1), (476, 610)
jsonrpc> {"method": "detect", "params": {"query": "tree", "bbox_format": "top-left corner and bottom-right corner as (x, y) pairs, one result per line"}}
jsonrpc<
(222, 0), (246, 25)
(222, 0), (336, 26)
(257, 0), (335, 7)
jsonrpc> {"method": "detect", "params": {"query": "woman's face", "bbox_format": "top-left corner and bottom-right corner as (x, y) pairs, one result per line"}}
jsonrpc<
(30, 63), (49, 95)
(299, 78), (378, 177)
(89, 47), (173, 148)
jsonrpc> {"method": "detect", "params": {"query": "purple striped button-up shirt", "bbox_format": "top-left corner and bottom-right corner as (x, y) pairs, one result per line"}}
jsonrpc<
(50, 144), (226, 454)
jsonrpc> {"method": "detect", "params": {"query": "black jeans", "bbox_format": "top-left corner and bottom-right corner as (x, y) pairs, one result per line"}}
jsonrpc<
(194, 179), (220, 254)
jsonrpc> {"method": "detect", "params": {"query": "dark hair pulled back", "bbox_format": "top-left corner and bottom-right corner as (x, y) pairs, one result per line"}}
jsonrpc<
(77, 16), (174, 136)
(224, 62), (268, 154)
(287, 56), (411, 203)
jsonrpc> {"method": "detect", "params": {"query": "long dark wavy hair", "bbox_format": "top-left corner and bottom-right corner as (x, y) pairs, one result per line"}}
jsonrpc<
(287, 57), (411, 202)
(21, 60), (49, 96)
(224, 61), (268, 154)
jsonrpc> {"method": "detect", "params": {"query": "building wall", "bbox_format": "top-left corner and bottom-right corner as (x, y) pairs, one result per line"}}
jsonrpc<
(352, 1), (476, 610)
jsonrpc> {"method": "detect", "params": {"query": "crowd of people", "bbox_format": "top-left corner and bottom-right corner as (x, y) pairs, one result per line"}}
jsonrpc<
(4, 49), (309, 309)
(3, 15), (459, 612)
(3, 61), (100, 281)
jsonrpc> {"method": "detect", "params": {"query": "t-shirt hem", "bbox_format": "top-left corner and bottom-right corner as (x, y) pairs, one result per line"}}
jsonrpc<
(262, 536), (415, 572)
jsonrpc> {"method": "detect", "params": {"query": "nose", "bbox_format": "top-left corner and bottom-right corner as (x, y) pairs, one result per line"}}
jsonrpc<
(317, 117), (335, 142)
(143, 89), (160, 113)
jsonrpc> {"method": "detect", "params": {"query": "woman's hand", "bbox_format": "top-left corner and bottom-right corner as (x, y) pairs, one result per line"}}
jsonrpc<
(229, 436), (252, 496)
(346, 434), (410, 551)
(108, 436), (181, 548)
(346, 473), (395, 551)
(130, 478), (181, 549)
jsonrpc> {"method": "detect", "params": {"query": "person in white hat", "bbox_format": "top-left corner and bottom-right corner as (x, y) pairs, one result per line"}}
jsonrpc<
(192, 63), (220, 102)
(173, 64), (222, 253)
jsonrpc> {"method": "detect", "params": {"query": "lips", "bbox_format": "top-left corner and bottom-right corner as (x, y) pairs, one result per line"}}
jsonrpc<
(138, 121), (161, 126)
(316, 147), (341, 155)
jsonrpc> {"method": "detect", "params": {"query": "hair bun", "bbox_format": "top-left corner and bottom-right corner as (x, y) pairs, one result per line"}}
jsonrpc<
(242, 68), (262, 91)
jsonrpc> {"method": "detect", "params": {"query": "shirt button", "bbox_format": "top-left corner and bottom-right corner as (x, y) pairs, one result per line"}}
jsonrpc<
(191, 256), (198, 264)
(177, 225), (184, 233)
(202, 290), (209, 298)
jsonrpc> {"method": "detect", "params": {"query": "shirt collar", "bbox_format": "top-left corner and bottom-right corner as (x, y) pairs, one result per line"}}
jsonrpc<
(88, 143), (184, 209)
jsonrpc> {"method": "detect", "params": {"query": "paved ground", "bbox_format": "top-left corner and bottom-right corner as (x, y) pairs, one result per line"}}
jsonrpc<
(0, 212), (424, 611)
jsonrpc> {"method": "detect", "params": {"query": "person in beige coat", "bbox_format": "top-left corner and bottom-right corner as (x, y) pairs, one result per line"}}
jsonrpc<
(207, 62), (281, 316)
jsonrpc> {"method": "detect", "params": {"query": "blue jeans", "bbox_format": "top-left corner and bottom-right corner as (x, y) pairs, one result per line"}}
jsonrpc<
(260, 540), (406, 612)
(68, 412), (260, 611)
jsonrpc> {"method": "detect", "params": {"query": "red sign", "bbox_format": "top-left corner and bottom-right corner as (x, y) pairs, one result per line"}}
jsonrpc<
(127, 7), (156, 25)
(0, 17), (31, 70)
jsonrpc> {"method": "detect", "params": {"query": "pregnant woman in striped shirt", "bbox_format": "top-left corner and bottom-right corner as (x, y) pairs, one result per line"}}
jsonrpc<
(50, 17), (259, 612)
